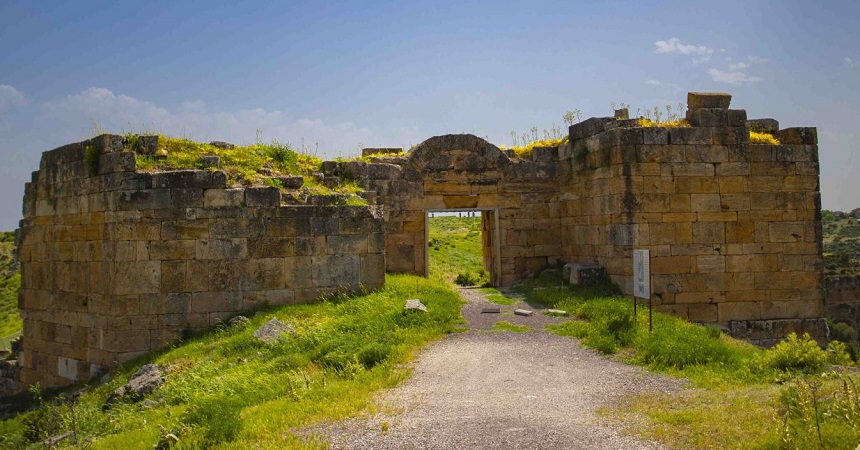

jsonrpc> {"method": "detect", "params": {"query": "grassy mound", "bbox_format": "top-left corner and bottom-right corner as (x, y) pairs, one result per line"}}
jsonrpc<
(0, 274), (464, 449)
(0, 231), (21, 344)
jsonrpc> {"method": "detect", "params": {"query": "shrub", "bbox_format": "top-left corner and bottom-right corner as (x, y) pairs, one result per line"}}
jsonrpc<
(761, 333), (827, 375)
(749, 130), (781, 145)
(357, 343), (392, 369)
(454, 271), (481, 286)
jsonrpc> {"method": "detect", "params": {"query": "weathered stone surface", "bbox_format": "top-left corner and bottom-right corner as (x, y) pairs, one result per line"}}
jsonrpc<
(200, 155), (221, 168)
(687, 92), (731, 112)
(138, 135), (159, 155)
(227, 315), (250, 330)
(104, 364), (166, 408)
(514, 309), (534, 316)
(252, 318), (296, 344)
(747, 118), (779, 134)
(209, 141), (234, 149)
(405, 299), (428, 313)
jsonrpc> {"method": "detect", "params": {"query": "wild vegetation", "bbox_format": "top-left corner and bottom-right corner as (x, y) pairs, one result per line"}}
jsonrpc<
(512, 271), (858, 449)
(427, 215), (488, 286)
(132, 135), (366, 204)
(0, 231), (21, 346)
(0, 274), (464, 449)
(823, 210), (860, 278)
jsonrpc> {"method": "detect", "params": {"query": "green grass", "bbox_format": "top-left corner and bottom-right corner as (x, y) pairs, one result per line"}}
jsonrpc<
(131, 135), (365, 203)
(0, 231), (21, 345)
(479, 287), (517, 305)
(510, 272), (859, 449)
(492, 321), (530, 333)
(0, 274), (464, 449)
(427, 215), (487, 284)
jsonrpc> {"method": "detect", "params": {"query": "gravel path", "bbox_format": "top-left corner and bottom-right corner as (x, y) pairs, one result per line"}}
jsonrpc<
(318, 287), (679, 449)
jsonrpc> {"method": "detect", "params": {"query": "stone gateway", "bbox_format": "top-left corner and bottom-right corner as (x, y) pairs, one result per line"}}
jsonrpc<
(16, 92), (826, 388)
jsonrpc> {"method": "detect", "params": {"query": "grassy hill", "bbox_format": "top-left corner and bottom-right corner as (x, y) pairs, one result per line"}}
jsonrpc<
(823, 211), (860, 278)
(427, 215), (486, 285)
(0, 231), (21, 345)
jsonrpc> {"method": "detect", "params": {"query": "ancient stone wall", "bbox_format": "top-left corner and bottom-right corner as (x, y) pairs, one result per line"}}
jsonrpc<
(17, 135), (385, 387)
(825, 276), (860, 328)
(555, 94), (825, 345)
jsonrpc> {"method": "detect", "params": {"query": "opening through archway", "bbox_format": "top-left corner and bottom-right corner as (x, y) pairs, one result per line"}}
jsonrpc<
(425, 208), (501, 287)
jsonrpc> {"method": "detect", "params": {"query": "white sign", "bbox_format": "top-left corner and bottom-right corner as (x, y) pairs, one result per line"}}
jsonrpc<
(633, 249), (650, 299)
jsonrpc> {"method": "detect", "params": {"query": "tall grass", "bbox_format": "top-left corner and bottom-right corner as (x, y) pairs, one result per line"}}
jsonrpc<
(0, 274), (464, 449)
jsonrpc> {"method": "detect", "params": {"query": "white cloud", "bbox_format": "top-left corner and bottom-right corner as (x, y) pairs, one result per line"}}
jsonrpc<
(39, 87), (384, 158)
(654, 37), (714, 56)
(845, 57), (858, 68)
(0, 84), (26, 111)
(728, 62), (748, 71)
(707, 68), (763, 85)
(645, 80), (661, 85)
(747, 55), (769, 64)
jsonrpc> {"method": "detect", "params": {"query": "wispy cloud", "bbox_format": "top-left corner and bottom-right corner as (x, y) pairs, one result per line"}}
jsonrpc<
(0, 84), (26, 112)
(39, 87), (385, 157)
(707, 69), (763, 85)
(654, 37), (714, 56)
(727, 62), (748, 71)
(644, 79), (682, 91)
(845, 57), (858, 68)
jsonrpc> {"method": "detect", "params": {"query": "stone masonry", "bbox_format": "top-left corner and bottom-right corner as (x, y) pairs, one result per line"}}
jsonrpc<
(17, 135), (385, 388)
(326, 92), (825, 347)
(16, 91), (826, 388)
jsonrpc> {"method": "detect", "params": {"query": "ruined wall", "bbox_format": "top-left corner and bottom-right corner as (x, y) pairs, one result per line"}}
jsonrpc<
(17, 135), (385, 387)
(326, 135), (564, 286)
(557, 93), (824, 345)
(825, 276), (860, 328)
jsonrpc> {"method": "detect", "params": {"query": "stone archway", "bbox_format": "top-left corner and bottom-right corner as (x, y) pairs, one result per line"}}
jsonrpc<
(369, 134), (562, 286)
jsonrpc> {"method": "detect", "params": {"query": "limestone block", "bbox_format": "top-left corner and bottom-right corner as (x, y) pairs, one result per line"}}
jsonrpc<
(718, 177), (747, 194)
(195, 239), (247, 260)
(668, 127), (712, 145)
(98, 152), (136, 175)
(295, 236), (321, 256)
(245, 187), (280, 207)
(690, 194), (721, 212)
(688, 108), (728, 127)
(676, 177), (719, 194)
(688, 303), (719, 322)
(725, 221), (756, 244)
(696, 255), (726, 273)
(326, 235), (367, 254)
(776, 127), (817, 145)
(753, 272), (793, 290)
(312, 254), (360, 287)
(663, 162), (714, 177)
(651, 256), (692, 274)
(112, 261), (160, 295)
(692, 222), (725, 243)
(360, 253), (386, 288)
(149, 240), (195, 261)
(761, 300), (823, 320)
(687, 92), (731, 112)
(190, 291), (241, 313)
(161, 221), (209, 240)
(117, 189), (171, 211)
(568, 117), (614, 141)
(241, 258), (287, 291)
(367, 163), (403, 180)
(768, 222), (805, 243)
(697, 212), (737, 222)
(284, 257), (314, 289)
(152, 170), (227, 189)
(204, 189), (245, 208)
(170, 188), (204, 208)
(747, 118), (779, 133)
(676, 291), (725, 304)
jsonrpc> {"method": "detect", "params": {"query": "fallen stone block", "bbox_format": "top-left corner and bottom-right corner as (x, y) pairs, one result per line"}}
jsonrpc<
(546, 309), (568, 316)
(514, 309), (534, 317)
(405, 299), (428, 313)
(482, 307), (501, 314)
(253, 318), (296, 344)
(104, 364), (167, 409)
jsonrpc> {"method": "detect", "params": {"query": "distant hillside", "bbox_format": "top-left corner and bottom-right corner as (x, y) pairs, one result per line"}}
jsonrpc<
(0, 231), (21, 342)
(823, 210), (860, 278)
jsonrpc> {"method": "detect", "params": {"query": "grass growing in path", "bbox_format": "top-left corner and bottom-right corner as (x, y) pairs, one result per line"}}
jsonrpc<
(515, 271), (859, 449)
(0, 274), (464, 449)
(492, 321), (531, 333)
(480, 287), (517, 305)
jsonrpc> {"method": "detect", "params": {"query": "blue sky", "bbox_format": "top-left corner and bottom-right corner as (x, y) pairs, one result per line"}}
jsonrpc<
(1, 0), (858, 230)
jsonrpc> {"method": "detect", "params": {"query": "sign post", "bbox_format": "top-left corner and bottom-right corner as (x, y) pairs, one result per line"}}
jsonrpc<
(633, 249), (652, 332)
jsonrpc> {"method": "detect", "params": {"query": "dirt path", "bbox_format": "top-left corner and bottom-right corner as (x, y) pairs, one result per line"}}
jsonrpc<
(320, 287), (679, 449)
